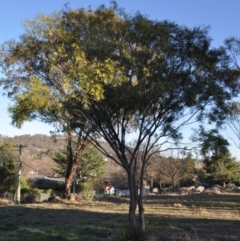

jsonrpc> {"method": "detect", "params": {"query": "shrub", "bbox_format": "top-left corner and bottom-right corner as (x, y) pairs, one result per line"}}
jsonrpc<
(21, 178), (32, 192)
(45, 188), (54, 195)
(78, 182), (94, 199)
(21, 187), (42, 203)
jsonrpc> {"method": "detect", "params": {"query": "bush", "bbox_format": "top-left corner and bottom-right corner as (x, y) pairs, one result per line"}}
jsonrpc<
(21, 187), (42, 203)
(45, 188), (54, 195)
(21, 178), (32, 192)
(78, 182), (94, 199)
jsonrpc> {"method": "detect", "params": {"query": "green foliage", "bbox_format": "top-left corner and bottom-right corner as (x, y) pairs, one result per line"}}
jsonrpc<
(1, 3), (238, 133)
(204, 152), (240, 185)
(79, 147), (105, 181)
(198, 127), (230, 158)
(20, 179), (55, 203)
(54, 146), (105, 183)
(45, 188), (54, 195)
(53, 150), (68, 177)
(179, 154), (197, 186)
(194, 127), (240, 185)
(0, 142), (17, 192)
(182, 154), (196, 179)
(195, 128), (239, 184)
(21, 187), (42, 204)
(20, 178), (32, 192)
(78, 182), (94, 198)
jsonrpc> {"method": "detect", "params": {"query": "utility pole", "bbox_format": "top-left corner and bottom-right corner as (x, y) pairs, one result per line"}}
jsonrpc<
(17, 144), (27, 205)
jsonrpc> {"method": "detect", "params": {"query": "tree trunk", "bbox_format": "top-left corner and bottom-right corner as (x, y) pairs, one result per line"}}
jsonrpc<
(63, 132), (86, 198)
(172, 178), (175, 193)
(128, 172), (137, 230)
(159, 179), (162, 194)
(137, 164), (145, 233)
(63, 159), (79, 197)
(138, 198), (145, 233)
(63, 132), (73, 198)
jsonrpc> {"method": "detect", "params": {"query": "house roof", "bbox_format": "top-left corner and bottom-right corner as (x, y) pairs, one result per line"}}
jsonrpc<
(103, 185), (114, 190)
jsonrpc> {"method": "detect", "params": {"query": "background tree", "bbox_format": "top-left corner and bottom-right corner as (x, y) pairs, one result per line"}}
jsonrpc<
(0, 142), (17, 192)
(180, 154), (196, 186)
(159, 156), (184, 192)
(54, 145), (105, 185)
(148, 155), (169, 193)
(1, 3), (239, 234)
(194, 126), (240, 186)
(149, 153), (196, 191)
(211, 152), (240, 186)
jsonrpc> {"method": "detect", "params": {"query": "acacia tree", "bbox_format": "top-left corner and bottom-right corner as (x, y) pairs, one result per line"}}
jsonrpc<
(1, 3), (239, 233)
(60, 6), (239, 232)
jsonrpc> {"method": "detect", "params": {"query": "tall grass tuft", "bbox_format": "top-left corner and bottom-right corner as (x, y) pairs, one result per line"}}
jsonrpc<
(113, 225), (156, 241)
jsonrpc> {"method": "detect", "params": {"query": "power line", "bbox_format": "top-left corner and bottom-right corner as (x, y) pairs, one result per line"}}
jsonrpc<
(21, 160), (49, 177)
(1, 148), (53, 176)
(0, 122), (15, 137)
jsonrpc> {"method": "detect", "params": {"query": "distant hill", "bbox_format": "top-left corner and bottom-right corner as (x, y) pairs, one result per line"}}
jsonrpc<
(0, 134), (119, 179)
(0, 134), (203, 187)
(1, 134), (66, 152)
(0, 134), (66, 177)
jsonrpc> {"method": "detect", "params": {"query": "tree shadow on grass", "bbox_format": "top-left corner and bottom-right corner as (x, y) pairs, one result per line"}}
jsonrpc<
(0, 201), (240, 241)
(0, 204), (126, 241)
(148, 216), (240, 241)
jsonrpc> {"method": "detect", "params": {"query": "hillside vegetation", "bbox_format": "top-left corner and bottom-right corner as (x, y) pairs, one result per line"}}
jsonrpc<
(0, 134), (117, 178)
(0, 134), (65, 177)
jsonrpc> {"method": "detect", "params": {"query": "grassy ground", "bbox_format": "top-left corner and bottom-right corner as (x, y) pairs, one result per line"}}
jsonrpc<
(0, 193), (240, 241)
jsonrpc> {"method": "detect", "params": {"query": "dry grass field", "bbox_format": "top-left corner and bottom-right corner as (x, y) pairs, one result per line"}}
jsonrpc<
(0, 193), (240, 241)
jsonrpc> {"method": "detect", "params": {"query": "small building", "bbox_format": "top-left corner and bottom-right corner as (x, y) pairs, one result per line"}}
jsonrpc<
(103, 185), (115, 195)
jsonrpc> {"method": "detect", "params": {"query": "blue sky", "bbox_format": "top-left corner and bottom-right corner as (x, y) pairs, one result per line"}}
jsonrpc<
(0, 0), (240, 157)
